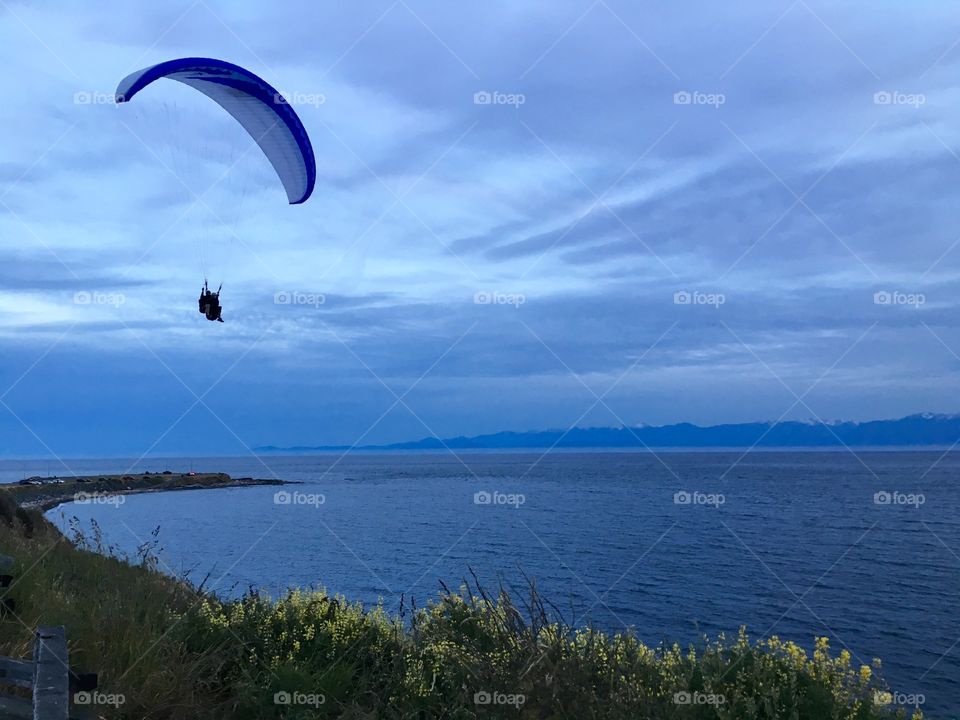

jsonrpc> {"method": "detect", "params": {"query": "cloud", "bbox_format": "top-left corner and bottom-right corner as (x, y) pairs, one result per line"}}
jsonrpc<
(1, 0), (960, 454)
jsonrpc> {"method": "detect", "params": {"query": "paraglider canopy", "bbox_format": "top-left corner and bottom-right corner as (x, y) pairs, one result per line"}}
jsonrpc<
(116, 57), (316, 204)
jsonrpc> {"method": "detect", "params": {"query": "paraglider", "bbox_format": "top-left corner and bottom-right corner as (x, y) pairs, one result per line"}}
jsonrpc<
(199, 281), (223, 322)
(115, 57), (317, 322)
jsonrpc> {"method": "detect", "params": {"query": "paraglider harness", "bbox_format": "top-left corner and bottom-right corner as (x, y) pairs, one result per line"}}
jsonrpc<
(199, 280), (224, 322)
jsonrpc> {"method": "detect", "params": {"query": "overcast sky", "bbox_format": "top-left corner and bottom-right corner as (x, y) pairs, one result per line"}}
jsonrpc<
(1, 0), (959, 458)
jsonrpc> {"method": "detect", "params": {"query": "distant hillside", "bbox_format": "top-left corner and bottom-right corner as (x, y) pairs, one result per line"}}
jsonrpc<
(256, 413), (960, 452)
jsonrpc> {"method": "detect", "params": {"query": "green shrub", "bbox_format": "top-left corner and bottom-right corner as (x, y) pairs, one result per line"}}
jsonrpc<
(0, 510), (925, 720)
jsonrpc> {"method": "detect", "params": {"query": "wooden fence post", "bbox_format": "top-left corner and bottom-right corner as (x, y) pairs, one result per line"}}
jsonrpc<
(0, 556), (96, 718)
(32, 626), (69, 720)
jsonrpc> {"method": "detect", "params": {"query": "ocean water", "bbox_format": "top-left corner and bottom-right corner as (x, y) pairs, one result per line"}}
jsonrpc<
(2, 451), (958, 716)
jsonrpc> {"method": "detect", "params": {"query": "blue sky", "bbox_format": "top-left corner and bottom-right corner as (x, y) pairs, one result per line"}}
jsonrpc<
(1, 0), (959, 458)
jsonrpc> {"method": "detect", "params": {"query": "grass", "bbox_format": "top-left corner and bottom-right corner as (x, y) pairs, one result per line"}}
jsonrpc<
(0, 490), (924, 719)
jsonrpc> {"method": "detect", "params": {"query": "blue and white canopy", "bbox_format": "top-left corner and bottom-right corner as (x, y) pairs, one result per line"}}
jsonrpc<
(116, 57), (316, 205)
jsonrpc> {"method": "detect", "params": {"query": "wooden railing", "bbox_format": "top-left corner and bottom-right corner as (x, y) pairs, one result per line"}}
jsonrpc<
(0, 556), (97, 719)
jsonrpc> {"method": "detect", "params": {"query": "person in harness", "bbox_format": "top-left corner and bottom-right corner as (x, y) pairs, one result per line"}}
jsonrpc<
(198, 281), (224, 322)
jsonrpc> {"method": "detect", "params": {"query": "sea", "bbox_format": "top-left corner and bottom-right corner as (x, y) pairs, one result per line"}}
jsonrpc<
(1, 451), (957, 716)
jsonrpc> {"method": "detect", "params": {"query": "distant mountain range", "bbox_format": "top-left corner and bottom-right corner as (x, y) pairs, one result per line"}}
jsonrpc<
(256, 413), (960, 452)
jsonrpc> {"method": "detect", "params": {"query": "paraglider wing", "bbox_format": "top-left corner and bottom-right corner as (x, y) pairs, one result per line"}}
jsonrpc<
(116, 57), (316, 204)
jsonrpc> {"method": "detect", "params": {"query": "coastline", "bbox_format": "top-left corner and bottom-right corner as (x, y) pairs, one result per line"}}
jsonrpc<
(0, 474), (917, 719)
(5, 472), (300, 513)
